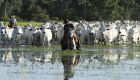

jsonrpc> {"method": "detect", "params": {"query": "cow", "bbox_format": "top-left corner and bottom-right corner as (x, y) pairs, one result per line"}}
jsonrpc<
(56, 23), (64, 43)
(50, 23), (64, 44)
(128, 27), (139, 45)
(118, 26), (128, 44)
(102, 24), (119, 44)
(24, 26), (36, 45)
(40, 24), (52, 45)
(32, 27), (42, 45)
(14, 26), (26, 45)
(76, 23), (91, 44)
(1, 27), (16, 45)
(90, 26), (103, 44)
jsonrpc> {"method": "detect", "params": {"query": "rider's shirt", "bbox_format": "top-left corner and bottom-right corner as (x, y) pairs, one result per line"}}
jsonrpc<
(10, 18), (17, 24)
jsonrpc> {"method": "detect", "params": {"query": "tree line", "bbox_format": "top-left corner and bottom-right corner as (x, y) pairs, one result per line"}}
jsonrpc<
(0, 0), (140, 22)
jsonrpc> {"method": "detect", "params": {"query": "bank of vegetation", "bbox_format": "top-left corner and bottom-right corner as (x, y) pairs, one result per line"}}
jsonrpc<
(0, 0), (140, 22)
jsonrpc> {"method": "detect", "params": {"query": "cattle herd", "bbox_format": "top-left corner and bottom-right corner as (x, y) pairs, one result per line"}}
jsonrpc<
(0, 20), (140, 45)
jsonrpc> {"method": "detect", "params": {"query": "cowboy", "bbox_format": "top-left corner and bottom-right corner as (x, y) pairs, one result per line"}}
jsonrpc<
(62, 19), (80, 50)
(8, 15), (17, 28)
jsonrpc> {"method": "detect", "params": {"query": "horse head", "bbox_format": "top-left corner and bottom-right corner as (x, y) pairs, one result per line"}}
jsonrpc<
(61, 28), (77, 50)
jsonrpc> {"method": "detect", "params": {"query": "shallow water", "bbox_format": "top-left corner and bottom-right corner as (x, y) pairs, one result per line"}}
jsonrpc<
(0, 45), (140, 80)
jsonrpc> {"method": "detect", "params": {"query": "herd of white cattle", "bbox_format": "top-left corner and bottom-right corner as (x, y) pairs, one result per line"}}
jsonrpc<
(0, 20), (140, 45)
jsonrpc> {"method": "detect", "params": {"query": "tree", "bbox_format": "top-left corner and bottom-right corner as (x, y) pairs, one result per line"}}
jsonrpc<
(0, 0), (139, 21)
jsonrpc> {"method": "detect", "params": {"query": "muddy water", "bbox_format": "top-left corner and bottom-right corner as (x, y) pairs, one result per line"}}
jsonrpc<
(0, 45), (140, 80)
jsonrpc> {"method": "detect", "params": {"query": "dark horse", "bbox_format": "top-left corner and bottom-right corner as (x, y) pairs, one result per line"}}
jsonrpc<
(61, 29), (80, 50)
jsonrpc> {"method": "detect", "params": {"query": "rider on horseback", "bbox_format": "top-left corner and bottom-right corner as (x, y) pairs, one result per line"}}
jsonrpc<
(8, 15), (17, 28)
(62, 19), (80, 50)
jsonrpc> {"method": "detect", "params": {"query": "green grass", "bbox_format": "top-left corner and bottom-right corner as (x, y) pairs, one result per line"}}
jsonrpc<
(1, 44), (140, 55)
(4, 21), (44, 26)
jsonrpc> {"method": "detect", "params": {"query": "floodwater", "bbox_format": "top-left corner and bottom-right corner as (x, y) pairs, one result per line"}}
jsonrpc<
(0, 45), (140, 80)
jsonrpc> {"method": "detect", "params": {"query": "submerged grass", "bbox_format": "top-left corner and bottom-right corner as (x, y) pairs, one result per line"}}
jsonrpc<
(0, 44), (140, 55)
(22, 45), (61, 50)
(81, 44), (120, 49)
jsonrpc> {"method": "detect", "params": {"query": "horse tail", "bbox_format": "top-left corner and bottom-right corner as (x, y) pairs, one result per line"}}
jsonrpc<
(73, 34), (81, 50)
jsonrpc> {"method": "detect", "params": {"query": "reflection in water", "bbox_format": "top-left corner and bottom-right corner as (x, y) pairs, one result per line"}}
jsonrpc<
(0, 50), (53, 65)
(0, 49), (59, 80)
(61, 52), (80, 80)
(0, 46), (140, 80)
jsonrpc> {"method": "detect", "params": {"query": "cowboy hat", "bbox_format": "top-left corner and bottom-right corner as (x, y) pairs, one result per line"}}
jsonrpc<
(11, 15), (15, 17)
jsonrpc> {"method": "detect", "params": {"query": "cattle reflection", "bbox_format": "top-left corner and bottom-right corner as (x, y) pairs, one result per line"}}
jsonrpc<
(0, 50), (55, 65)
(0, 50), (22, 64)
(0, 50), (140, 67)
(94, 54), (126, 65)
(61, 52), (80, 80)
(22, 51), (53, 65)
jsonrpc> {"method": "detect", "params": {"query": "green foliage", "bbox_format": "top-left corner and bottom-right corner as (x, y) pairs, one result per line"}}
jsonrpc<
(31, 5), (50, 22)
(0, 0), (139, 21)
(2, 17), (10, 22)
(15, 16), (24, 21)
(52, 17), (60, 20)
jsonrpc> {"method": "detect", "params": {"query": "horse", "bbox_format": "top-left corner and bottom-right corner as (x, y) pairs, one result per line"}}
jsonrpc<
(61, 29), (80, 50)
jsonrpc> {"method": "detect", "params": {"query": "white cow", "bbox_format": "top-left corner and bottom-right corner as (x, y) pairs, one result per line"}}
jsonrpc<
(32, 27), (42, 45)
(0, 22), (5, 44)
(90, 26), (103, 44)
(15, 26), (25, 45)
(56, 23), (64, 43)
(24, 26), (36, 45)
(76, 23), (91, 44)
(40, 24), (52, 45)
(118, 26), (128, 44)
(75, 23), (83, 38)
(102, 25), (119, 44)
(1, 27), (16, 44)
(128, 27), (139, 45)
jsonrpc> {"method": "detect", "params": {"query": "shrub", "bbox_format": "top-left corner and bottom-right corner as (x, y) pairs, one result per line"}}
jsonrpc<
(15, 16), (24, 22)
(2, 17), (10, 22)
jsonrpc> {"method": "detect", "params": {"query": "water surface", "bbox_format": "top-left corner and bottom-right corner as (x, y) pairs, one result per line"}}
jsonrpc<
(0, 45), (140, 80)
